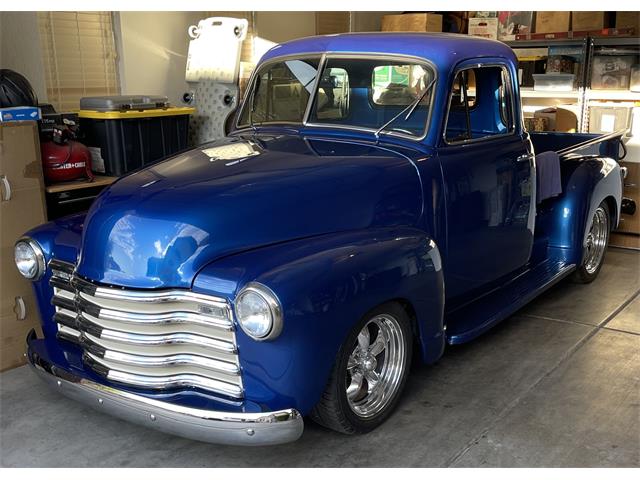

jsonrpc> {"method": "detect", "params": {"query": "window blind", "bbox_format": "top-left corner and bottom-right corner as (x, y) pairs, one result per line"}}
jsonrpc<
(38, 11), (120, 112)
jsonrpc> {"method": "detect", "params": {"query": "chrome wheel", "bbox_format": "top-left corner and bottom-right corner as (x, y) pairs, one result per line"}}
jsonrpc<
(584, 206), (608, 275)
(345, 314), (407, 418)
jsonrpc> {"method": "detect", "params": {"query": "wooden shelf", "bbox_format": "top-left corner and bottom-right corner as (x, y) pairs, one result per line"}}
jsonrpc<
(45, 175), (118, 194)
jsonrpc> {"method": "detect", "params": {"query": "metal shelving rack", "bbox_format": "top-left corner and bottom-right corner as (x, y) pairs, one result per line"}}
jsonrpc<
(583, 36), (640, 133)
(506, 37), (590, 132)
(507, 36), (640, 133)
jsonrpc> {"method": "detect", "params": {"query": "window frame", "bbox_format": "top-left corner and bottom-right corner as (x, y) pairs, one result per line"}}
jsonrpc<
(236, 53), (324, 128)
(442, 62), (517, 147)
(235, 52), (438, 142)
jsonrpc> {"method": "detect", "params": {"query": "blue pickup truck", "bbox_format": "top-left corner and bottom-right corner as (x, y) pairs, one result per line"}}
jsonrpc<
(16, 33), (625, 446)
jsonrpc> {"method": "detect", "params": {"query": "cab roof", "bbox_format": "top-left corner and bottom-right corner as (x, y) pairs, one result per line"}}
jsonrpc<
(260, 32), (517, 72)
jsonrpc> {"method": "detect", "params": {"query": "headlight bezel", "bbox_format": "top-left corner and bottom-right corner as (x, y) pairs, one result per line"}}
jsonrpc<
(234, 282), (283, 341)
(14, 237), (46, 281)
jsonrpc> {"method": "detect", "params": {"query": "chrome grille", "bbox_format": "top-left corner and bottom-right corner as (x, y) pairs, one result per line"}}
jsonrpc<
(49, 259), (242, 399)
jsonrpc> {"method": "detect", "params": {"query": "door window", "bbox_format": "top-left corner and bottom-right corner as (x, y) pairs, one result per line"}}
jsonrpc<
(445, 65), (514, 143)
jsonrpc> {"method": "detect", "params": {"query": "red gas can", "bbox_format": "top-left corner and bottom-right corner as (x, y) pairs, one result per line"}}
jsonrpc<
(41, 139), (94, 184)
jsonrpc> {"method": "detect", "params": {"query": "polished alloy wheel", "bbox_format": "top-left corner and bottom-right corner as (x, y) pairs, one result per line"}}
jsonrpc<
(345, 314), (407, 418)
(584, 206), (608, 275)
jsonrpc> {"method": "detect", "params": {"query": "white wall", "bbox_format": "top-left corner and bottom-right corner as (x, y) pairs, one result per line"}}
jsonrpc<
(116, 12), (204, 106)
(0, 12), (48, 103)
(255, 12), (316, 44)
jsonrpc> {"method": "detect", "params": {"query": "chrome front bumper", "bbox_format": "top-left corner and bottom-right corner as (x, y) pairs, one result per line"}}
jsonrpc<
(27, 331), (304, 446)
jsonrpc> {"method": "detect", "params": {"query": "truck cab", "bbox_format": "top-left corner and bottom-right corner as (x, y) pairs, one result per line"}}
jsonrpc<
(16, 33), (624, 446)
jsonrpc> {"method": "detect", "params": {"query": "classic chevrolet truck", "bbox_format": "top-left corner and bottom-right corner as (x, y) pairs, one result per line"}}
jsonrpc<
(16, 33), (626, 446)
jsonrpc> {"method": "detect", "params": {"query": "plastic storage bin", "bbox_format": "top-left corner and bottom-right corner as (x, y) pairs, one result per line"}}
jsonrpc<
(532, 73), (575, 91)
(78, 96), (195, 177)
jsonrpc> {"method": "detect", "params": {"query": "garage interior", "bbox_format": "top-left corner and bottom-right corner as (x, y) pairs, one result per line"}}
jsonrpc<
(1, 10), (639, 468)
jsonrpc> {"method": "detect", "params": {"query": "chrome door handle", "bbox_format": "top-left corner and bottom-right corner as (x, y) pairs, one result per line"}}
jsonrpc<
(0, 175), (11, 201)
(517, 153), (534, 163)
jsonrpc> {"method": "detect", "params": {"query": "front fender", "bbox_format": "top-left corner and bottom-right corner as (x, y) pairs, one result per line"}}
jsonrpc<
(193, 227), (445, 415)
(548, 156), (621, 264)
(22, 214), (85, 341)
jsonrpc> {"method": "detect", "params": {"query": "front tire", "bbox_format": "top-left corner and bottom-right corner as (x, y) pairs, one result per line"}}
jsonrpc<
(573, 202), (610, 283)
(310, 302), (413, 434)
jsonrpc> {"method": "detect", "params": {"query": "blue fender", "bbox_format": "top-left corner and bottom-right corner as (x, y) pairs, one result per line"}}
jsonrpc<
(193, 227), (445, 414)
(548, 156), (621, 264)
(23, 214), (85, 341)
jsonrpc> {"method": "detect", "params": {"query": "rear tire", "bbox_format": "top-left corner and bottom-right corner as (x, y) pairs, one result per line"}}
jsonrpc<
(310, 302), (413, 434)
(572, 201), (610, 284)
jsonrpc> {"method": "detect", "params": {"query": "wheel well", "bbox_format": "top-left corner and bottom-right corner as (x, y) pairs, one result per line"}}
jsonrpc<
(392, 298), (420, 340)
(603, 196), (618, 230)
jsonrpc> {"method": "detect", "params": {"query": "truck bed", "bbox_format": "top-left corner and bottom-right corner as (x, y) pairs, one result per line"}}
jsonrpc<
(530, 131), (623, 160)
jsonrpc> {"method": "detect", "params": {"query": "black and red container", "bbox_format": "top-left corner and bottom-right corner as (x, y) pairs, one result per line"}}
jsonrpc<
(78, 96), (195, 177)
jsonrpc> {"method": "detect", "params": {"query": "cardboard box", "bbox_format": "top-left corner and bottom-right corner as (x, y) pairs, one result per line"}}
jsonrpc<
(535, 11), (571, 34)
(0, 122), (46, 372)
(534, 108), (556, 131)
(572, 12), (608, 31)
(381, 13), (443, 32)
(468, 18), (498, 39)
(591, 56), (634, 89)
(615, 11), (640, 30)
(497, 11), (534, 41)
(556, 104), (580, 132)
(524, 116), (549, 132)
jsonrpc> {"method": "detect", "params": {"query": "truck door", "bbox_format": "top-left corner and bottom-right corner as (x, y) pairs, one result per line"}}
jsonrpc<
(438, 62), (534, 302)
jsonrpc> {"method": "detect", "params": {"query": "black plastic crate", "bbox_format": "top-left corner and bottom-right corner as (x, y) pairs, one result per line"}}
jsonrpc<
(78, 104), (194, 177)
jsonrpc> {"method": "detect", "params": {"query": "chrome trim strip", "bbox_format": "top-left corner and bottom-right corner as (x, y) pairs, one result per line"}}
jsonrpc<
(84, 352), (243, 397)
(72, 276), (230, 312)
(81, 305), (233, 331)
(57, 324), (81, 341)
(27, 333), (303, 446)
(89, 326), (237, 353)
(100, 349), (240, 375)
(77, 309), (234, 344)
(49, 258), (75, 273)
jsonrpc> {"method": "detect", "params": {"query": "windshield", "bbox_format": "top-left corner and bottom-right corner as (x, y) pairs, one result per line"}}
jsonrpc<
(238, 57), (321, 125)
(238, 56), (435, 137)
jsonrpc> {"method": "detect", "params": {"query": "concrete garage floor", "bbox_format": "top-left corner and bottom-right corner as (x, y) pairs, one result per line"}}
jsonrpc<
(1, 248), (638, 467)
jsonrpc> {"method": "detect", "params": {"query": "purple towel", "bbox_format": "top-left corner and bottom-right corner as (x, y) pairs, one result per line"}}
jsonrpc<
(536, 151), (562, 203)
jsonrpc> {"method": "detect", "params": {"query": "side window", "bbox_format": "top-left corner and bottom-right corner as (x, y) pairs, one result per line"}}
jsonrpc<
(315, 67), (350, 120)
(450, 69), (476, 109)
(445, 66), (513, 143)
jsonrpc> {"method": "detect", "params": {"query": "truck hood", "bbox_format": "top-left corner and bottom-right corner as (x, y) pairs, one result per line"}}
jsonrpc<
(77, 134), (423, 288)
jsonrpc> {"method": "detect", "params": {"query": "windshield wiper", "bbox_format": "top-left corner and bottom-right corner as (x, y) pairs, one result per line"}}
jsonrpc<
(374, 77), (437, 143)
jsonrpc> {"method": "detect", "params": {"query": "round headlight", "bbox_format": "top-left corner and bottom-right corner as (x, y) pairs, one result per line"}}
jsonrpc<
(235, 282), (283, 341)
(14, 238), (46, 280)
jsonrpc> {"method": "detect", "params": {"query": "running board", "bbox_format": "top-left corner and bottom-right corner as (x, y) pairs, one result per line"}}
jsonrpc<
(445, 259), (576, 345)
